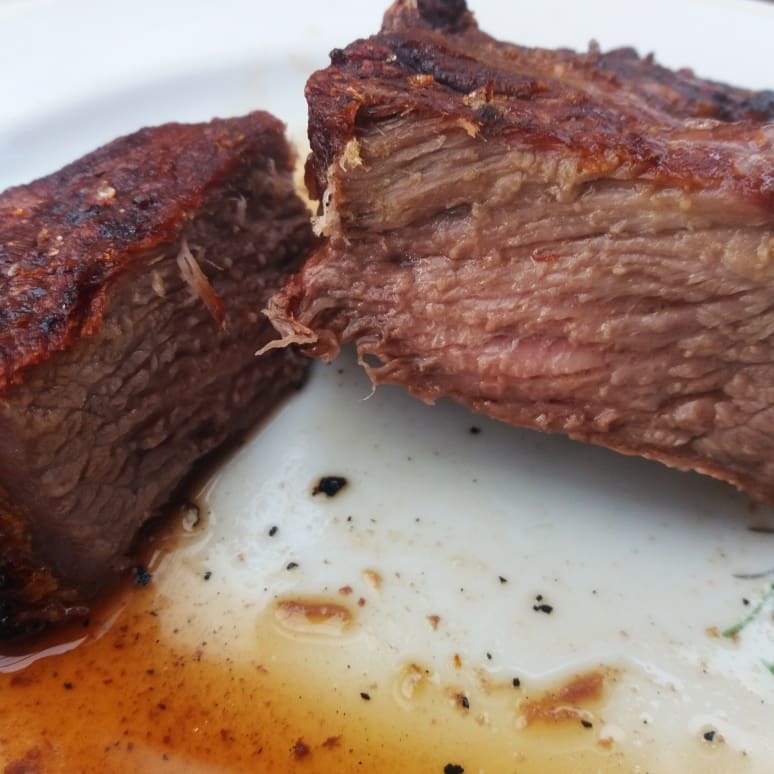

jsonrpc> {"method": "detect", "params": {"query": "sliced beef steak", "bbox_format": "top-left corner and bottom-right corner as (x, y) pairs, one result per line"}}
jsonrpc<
(0, 112), (314, 635)
(266, 0), (774, 503)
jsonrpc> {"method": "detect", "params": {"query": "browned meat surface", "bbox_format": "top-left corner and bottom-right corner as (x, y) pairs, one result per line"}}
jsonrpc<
(267, 0), (774, 503)
(0, 112), (314, 635)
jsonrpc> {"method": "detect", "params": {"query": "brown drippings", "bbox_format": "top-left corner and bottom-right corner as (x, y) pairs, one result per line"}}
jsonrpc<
(3, 744), (46, 774)
(519, 670), (608, 726)
(274, 599), (353, 637)
(395, 662), (430, 703)
(0, 524), (639, 773)
(0, 588), (371, 773)
(362, 569), (383, 590)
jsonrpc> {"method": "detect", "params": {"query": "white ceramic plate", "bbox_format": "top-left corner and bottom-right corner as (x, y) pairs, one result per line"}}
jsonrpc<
(1, 2), (773, 772)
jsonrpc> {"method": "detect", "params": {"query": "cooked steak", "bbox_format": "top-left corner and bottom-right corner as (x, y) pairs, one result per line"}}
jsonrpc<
(0, 112), (314, 635)
(266, 0), (774, 503)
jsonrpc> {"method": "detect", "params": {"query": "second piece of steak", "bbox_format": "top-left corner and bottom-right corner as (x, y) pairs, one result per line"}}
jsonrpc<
(266, 0), (774, 502)
(0, 112), (314, 635)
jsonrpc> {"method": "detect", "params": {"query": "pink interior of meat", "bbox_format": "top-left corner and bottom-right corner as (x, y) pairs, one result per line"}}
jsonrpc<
(271, 115), (774, 500)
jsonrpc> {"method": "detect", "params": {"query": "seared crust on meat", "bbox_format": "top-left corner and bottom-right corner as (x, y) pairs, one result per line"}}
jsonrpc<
(0, 112), (313, 636)
(0, 113), (291, 390)
(0, 483), (63, 634)
(305, 0), (774, 204)
(268, 0), (774, 505)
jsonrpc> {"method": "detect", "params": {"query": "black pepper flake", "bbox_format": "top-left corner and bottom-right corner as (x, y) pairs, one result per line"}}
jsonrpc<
(158, 703), (167, 711)
(268, 525), (278, 537)
(134, 566), (152, 587)
(63, 682), (73, 690)
(512, 677), (521, 687)
(360, 692), (371, 701)
(581, 719), (593, 729)
(312, 476), (348, 497)
(498, 576), (508, 584)
(533, 604), (554, 614)
(469, 426), (481, 435)
(536, 594), (543, 601)
(203, 571), (212, 581)
(742, 598), (750, 606)
(286, 562), (299, 571)
(486, 652), (492, 660)
(460, 695), (470, 709)
(444, 765), (464, 774)
(703, 730), (716, 742)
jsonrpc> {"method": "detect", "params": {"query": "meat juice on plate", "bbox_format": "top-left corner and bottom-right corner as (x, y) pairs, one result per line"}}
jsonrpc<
(2, 353), (773, 773)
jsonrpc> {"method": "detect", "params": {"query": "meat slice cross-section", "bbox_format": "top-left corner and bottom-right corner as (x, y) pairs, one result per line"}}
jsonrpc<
(266, 0), (774, 503)
(0, 112), (315, 634)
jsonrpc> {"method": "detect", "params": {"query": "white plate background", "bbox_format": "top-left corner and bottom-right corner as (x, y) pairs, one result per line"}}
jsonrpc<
(1, 1), (774, 771)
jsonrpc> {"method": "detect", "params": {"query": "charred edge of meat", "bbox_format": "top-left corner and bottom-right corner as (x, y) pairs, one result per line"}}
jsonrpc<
(0, 112), (293, 391)
(744, 89), (774, 120)
(416, 0), (471, 31)
(0, 486), (63, 638)
(275, 1), (774, 504)
(0, 112), (315, 636)
(303, 4), (774, 205)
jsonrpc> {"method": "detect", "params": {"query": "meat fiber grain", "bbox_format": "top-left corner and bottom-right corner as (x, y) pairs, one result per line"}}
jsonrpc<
(266, 0), (774, 503)
(0, 112), (314, 634)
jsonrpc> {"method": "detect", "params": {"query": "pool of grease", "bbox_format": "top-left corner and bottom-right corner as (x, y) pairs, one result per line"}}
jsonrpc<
(2, 353), (774, 773)
(0, 575), (630, 773)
